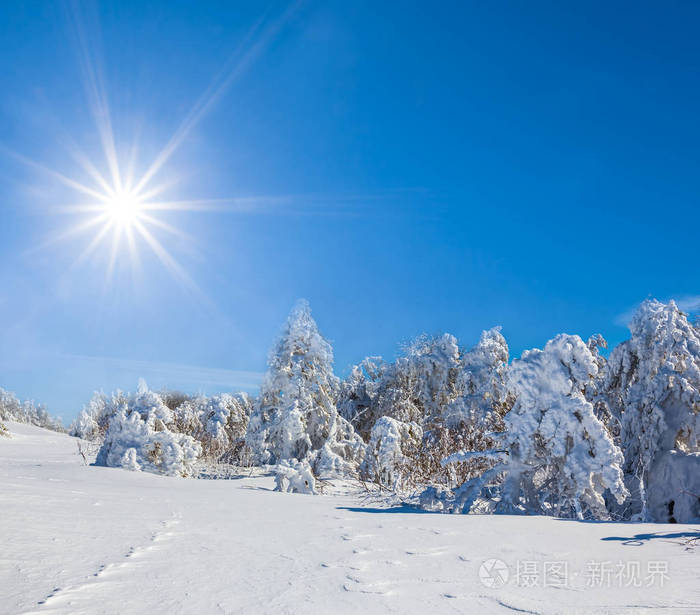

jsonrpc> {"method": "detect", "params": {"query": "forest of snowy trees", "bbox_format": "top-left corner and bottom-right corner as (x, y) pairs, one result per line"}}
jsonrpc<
(0, 388), (65, 436)
(4, 298), (699, 524)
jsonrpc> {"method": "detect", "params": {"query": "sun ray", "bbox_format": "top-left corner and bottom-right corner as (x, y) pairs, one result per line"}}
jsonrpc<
(2, 146), (111, 203)
(68, 146), (116, 198)
(67, 1), (122, 191)
(124, 224), (140, 273)
(72, 219), (115, 268)
(106, 223), (123, 281)
(137, 212), (191, 241)
(132, 220), (199, 293)
(130, 179), (178, 204)
(55, 203), (112, 214)
(25, 213), (111, 256)
(132, 2), (300, 195)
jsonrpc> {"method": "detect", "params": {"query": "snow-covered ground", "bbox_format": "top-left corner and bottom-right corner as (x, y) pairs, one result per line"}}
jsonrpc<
(1, 423), (698, 615)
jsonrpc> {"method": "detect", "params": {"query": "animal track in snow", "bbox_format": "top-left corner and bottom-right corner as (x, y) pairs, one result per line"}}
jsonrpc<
(25, 514), (182, 614)
(343, 574), (393, 595)
(404, 546), (448, 557)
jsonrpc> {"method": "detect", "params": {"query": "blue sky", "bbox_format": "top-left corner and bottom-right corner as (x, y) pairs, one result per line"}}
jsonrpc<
(0, 1), (698, 422)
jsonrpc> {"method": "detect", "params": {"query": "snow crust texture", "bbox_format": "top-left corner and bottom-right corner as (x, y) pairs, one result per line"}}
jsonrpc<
(2, 423), (699, 615)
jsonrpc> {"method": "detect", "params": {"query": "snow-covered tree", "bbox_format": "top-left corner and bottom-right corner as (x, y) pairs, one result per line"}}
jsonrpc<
(498, 334), (628, 518)
(173, 392), (252, 462)
(360, 416), (423, 490)
(337, 356), (386, 441)
(245, 300), (364, 476)
(96, 381), (201, 477)
(442, 327), (512, 432)
(342, 330), (513, 489)
(373, 334), (462, 427)
(599, 299), (700, 521)
(429, 335), (628, 519)
(421, 328), (514, 488)
(70, 391), (120, 441)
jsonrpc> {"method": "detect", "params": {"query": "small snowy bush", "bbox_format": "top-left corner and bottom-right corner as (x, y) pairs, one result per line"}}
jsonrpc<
(95, 381), (201, 477)
(274, 459), (317, 494)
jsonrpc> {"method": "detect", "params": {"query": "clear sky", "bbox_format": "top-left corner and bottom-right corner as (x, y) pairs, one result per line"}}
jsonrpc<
(0, 1), (698, 422)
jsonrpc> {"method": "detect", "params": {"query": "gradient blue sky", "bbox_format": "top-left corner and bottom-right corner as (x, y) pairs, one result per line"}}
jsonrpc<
(1, 1), (698, 422)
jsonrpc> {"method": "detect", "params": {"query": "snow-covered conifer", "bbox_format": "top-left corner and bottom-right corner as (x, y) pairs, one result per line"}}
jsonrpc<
(599, 299), (700, 521)
(245, 300), (364, 476)
(360, 416), (423, 490)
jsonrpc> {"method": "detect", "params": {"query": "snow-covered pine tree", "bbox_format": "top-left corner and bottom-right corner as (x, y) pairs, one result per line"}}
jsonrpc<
(498, 334), (628, 518)
(360, 416), (423, 490)
(96, 380), (201, 477)
(599, 299), (700, 522)
(245, 300), (364, 477)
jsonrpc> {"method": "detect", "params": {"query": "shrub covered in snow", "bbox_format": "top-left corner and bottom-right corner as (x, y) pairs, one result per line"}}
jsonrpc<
(274, 459), (317, 494)
(245, 300), (364, 475)
(342, 328), (512, 490)
(95, 381), (201, 477)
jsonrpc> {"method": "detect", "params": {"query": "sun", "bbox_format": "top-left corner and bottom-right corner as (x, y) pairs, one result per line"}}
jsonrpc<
(104, 190), (143, 227)
(34, 152), (200, 290)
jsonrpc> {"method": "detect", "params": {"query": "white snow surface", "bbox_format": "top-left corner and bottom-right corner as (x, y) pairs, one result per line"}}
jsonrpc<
(2, 422), (699, 615)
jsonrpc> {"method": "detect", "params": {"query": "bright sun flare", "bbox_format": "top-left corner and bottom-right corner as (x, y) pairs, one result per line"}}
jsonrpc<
(104, 191), (143, 226)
